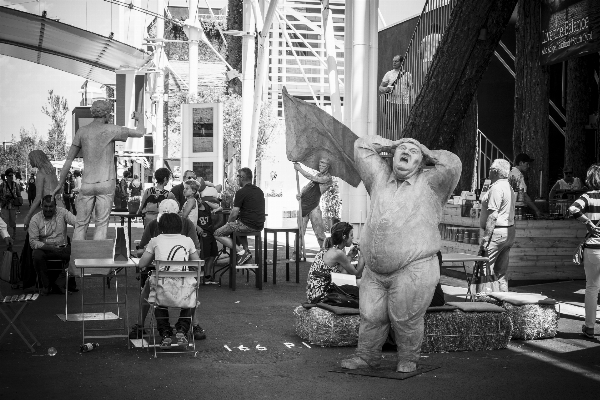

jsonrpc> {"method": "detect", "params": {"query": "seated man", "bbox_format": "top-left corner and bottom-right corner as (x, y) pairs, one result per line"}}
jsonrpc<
(28, 195), (76, 295)
(130, 199), (206, 341)
(214, 168), (265, 265)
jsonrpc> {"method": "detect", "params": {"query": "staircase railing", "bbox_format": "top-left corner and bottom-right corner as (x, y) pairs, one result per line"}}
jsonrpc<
(378, 0), (458, 140)
(477, 129), (509, 189)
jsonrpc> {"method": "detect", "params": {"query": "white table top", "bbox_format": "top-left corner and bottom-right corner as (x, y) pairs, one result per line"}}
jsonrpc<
(441, 253), (489, 263)
(74, 258), (138, 268)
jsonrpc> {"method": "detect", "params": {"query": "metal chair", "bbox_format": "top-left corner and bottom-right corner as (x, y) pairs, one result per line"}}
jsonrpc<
(145, 260), (204, 358)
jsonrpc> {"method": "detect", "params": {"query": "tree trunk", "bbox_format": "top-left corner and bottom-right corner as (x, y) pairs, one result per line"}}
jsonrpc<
(448, 95), (478, 192)
(513, 0), (549, 200)
(403, 0), (518, 148)
(565, 55), (594, 180)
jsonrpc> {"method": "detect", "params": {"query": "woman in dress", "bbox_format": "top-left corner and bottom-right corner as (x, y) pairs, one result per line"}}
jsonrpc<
(24, 150), (65, 230)
(569, 164), (600, 339)
(306, 221), (364, 303)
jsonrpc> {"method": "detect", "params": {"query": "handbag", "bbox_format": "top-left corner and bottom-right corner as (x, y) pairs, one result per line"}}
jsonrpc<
(573, 232), (591, 266)
(319, 282), (359, 309)
(148, 245), (197, 308)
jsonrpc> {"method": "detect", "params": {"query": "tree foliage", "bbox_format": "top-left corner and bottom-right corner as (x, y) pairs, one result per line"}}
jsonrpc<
(0, 126), (45, 175)
(41, 89), (69, 161)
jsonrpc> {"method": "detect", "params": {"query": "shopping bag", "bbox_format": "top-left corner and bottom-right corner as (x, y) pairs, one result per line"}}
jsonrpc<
(470, 250), (500, 295)
(148, 245), (197, 308)
(0, 250), (11, 282)
(114, 226), (129, 261)
(1, 250), (20, 286)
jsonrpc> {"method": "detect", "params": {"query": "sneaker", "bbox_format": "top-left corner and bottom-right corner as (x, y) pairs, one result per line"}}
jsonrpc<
(237, 251), (252, 266)
(340, 356), (372, 370)
(193, 324), (207, 340)
(176, 331), (189, 348)
(160, 336), (172, 349)
(128, 324), (147, 339)
(582, 324), (595, 338)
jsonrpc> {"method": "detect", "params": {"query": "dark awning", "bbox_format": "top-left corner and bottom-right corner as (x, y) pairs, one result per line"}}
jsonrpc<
(0, 7), (152, 84)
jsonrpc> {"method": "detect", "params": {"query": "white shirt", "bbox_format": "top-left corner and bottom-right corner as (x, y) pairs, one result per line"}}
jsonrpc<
(381, 69), (412, 104)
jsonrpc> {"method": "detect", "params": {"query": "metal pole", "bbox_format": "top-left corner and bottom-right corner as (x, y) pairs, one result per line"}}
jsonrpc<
(189, 0), (199, 97)
(247, 0), (279, 171)
(322, 0), (342, 121)
(240, 0), (256, 168)
(155, 0), (165, 169)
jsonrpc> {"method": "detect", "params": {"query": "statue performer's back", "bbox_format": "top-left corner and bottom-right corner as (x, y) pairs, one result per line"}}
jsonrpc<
(54, 100), (145, 240)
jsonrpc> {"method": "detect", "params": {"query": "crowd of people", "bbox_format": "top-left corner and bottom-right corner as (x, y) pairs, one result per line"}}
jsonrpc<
(1, 134), (599, 360)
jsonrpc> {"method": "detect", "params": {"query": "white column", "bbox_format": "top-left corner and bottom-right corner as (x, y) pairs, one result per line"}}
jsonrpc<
(340, 0), (353, 222)
(188, 0), (200, 97)
(368, 0), (378, 137)
(322, 0), (342, 121)
(154, 0), (165, 168)
(346, 0), (370, 228)
(240, 0), (256, 168)
(247, 0), (279, 171)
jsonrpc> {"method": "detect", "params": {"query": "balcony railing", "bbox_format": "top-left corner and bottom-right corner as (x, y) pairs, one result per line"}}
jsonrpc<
(378, 0), (458, 140)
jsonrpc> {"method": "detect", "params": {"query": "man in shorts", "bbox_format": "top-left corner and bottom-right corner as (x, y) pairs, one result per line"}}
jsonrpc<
(214, 168), (265, 265)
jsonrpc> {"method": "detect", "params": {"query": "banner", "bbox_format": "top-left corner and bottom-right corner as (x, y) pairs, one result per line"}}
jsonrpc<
(541, 0), (600, 65)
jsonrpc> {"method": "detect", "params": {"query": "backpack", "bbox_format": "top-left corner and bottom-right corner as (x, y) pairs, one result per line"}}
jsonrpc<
(141, 187), (169, 215)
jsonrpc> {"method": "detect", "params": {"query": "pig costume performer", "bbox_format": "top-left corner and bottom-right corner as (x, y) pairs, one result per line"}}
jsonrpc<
(342, 136), (461, 373)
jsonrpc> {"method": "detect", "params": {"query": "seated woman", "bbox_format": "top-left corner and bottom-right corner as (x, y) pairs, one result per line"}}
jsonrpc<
(137, 212), (201, 349)
(549, 166), (585, 199)
(306, 221), (364, 303)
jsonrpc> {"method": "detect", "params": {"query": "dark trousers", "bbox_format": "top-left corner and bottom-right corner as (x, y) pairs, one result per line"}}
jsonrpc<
(154, 306), (195, 336)
(32, 246), (70, 289)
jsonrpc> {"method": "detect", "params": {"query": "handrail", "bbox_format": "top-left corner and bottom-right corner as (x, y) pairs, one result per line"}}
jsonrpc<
(549, 99), (566, 122)
(477, 129), (509, 189)
(498, 40), (515, 61)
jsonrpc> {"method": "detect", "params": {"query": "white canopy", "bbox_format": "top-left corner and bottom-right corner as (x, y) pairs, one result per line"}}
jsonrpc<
(0, 7), (151, 84)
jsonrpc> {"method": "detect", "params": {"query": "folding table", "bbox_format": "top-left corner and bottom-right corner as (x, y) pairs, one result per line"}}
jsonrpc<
(0, 294), (41, 352)
(440, 252), (489, 301)
(74, 258), (138, 347)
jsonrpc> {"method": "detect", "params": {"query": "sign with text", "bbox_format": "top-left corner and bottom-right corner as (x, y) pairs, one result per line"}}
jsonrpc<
(541, 0), (599, 65)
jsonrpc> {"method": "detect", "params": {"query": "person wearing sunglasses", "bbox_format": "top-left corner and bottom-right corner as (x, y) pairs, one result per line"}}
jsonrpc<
(171, 170), (204, 210)
(549, 166), (585, 200)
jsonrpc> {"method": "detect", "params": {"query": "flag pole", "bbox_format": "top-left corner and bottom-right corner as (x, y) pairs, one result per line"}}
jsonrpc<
(295, 170), (306, 260)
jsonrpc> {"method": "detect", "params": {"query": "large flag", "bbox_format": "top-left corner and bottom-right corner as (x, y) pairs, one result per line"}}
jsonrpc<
(282, 87), (361, 187)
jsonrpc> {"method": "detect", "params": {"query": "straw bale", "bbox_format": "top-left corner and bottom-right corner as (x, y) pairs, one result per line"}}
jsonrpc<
(293, 306), (360, 347)
(475, 296), (559, 340)
(421, 310), (512, 353)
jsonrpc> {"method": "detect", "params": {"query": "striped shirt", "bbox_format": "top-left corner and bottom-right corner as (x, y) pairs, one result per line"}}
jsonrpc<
(570, 191), (600, 248)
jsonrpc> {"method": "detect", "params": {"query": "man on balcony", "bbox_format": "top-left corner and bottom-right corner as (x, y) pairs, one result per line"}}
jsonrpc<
(379, 55), (412, 137)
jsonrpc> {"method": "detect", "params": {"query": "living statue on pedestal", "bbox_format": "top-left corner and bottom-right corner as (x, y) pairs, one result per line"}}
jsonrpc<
(294, 159), (333, 250)
(54, 100), (145, 240)
(24, 150), (65, 230)
(341, 136), (461, 373)
(282, 89), (461, 373)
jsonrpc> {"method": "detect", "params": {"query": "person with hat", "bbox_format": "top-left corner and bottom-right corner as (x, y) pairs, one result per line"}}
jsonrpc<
(53, 99), (145, 240)
(549, 166), (585, 200)
(508, 153), (542, 218)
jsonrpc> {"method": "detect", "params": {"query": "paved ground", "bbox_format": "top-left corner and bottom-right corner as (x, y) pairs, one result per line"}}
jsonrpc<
(1, 204), (600, 399)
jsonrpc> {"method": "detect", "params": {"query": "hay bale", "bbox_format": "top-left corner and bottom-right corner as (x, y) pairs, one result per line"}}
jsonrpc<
(475, 296), (559, 340)
(293, 306), (360, 347)
(421, 310), (513, 353)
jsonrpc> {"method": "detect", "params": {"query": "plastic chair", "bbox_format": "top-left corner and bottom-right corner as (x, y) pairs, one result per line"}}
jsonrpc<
(145, 260), (203, 358)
